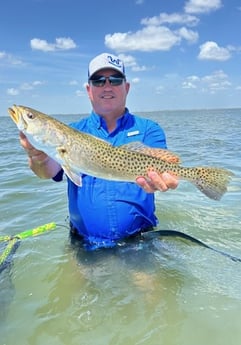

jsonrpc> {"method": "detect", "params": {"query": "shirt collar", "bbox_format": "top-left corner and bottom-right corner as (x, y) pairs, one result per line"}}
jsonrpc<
(90, 108), (130, 131)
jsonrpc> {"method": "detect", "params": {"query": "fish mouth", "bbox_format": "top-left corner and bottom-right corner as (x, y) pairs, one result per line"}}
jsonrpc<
(8, 105), (20, 124)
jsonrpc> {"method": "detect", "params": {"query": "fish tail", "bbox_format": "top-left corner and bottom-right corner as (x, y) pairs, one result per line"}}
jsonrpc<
(184, 166), (234, 200)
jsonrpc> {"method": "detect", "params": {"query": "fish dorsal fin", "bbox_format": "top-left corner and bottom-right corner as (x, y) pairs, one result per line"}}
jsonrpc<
(119, 142), (181, 164)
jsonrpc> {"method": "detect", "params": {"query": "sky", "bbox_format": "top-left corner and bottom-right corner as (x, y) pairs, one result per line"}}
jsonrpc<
(1, 0), (241, 116)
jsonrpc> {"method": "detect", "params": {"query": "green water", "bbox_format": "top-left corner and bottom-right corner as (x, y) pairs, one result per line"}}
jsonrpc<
(1, 109), (241, 345)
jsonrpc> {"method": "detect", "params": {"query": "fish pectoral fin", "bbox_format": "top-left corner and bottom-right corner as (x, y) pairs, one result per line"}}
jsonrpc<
(120, 142), (181, 163)
(57, 147), (82, 186)
(62, 165), (82, 187)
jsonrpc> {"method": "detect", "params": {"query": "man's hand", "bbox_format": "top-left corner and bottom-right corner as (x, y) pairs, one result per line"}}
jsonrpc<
(19, 132), (48, 163)
(19, 132), (61, 178)
(136, 171), (178, 193)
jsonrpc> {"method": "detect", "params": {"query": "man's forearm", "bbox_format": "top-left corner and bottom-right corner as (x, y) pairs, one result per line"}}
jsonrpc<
(29, 155), (61, 179)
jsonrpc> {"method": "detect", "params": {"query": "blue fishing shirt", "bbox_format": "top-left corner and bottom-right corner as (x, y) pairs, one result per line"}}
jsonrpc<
(54, 108), (167, 249)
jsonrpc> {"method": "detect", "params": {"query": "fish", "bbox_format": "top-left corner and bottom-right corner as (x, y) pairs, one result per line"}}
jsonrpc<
(8, 105), (234, 201)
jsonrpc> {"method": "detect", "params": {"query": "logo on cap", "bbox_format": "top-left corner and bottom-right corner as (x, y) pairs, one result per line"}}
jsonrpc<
(107, 55), (122, 69)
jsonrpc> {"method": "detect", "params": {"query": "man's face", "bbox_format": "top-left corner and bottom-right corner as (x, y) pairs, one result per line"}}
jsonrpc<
(86, 68), (130, 116)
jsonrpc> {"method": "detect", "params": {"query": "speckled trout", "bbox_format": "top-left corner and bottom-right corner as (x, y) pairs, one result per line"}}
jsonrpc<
(8, 105), (234, 200)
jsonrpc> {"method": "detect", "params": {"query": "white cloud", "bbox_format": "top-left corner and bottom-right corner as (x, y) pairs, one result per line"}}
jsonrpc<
(105, 11), (199, 53)
(55, 37), (77, 50)
(6, 81), (44, 97)
(30, 37), (77, 52)
(182, 75), (200, 88)
(204, 75), (231, 92)
(69, 80), (79, 86)
(118, 54), (137, 67)
(156, 85), (165, 94)
(0, 51), (7, 59)
(132, 65), (147, 72)
(184, 0), (222, 14)
(20, 83), (34, 90)
(132, 77), (140, 83)
(7, 88), (19, 96)
(32, 80), (44, 86)
(75, 89), (85, 97)
(198, 41), (231, 61)
(177, 27), (199, 43)
(19, 81), (45, 90)
(182, 81), (197, 89)
(118, 54), (147, 72)
(0, 51), (23, 65)
(227, 45), (241, 52)
(202, 69), (229, 83)
(105, 26), (181, 52)
(182, 70), (231, 93)
(141, 12), (199, 27)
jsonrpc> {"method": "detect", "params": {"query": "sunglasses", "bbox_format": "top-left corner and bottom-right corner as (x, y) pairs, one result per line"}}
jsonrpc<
(89, 75), (125, 87)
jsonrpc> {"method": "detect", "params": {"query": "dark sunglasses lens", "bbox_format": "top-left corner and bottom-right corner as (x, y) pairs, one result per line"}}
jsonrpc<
(90, 76), (124, 87)
(109, 76), (124, 86)
(91, 77), (106, 87)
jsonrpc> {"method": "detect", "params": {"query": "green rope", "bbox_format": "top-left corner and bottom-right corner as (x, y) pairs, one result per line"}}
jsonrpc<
(0, 222), (57, 272)
(0, 222), (57, 242)
(0, 238), (19, 268)
(15, 222), (57, 239)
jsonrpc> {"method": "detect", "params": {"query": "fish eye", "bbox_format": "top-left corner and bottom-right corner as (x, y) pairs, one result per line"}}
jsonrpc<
(27, 112), (34, 119)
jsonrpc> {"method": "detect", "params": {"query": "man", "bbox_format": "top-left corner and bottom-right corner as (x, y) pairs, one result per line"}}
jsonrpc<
(20, 53), (178, 249)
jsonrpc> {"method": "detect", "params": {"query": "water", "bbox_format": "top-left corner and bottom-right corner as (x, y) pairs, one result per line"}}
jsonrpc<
(1, 109), (241, 345)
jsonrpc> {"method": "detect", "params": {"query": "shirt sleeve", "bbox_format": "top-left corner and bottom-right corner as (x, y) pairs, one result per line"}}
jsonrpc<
(143, 120), (167, 149)
(52, 168), (64, 182)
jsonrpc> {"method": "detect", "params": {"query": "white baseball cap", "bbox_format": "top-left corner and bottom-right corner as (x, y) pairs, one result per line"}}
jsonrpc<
(88, 53), (125, 79)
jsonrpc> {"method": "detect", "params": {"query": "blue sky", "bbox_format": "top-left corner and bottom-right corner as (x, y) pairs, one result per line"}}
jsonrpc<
(1, 0), (241, 115)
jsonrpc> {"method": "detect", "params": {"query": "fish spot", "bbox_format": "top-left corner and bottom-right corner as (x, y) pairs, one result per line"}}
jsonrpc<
(58, 147), (67, 155)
